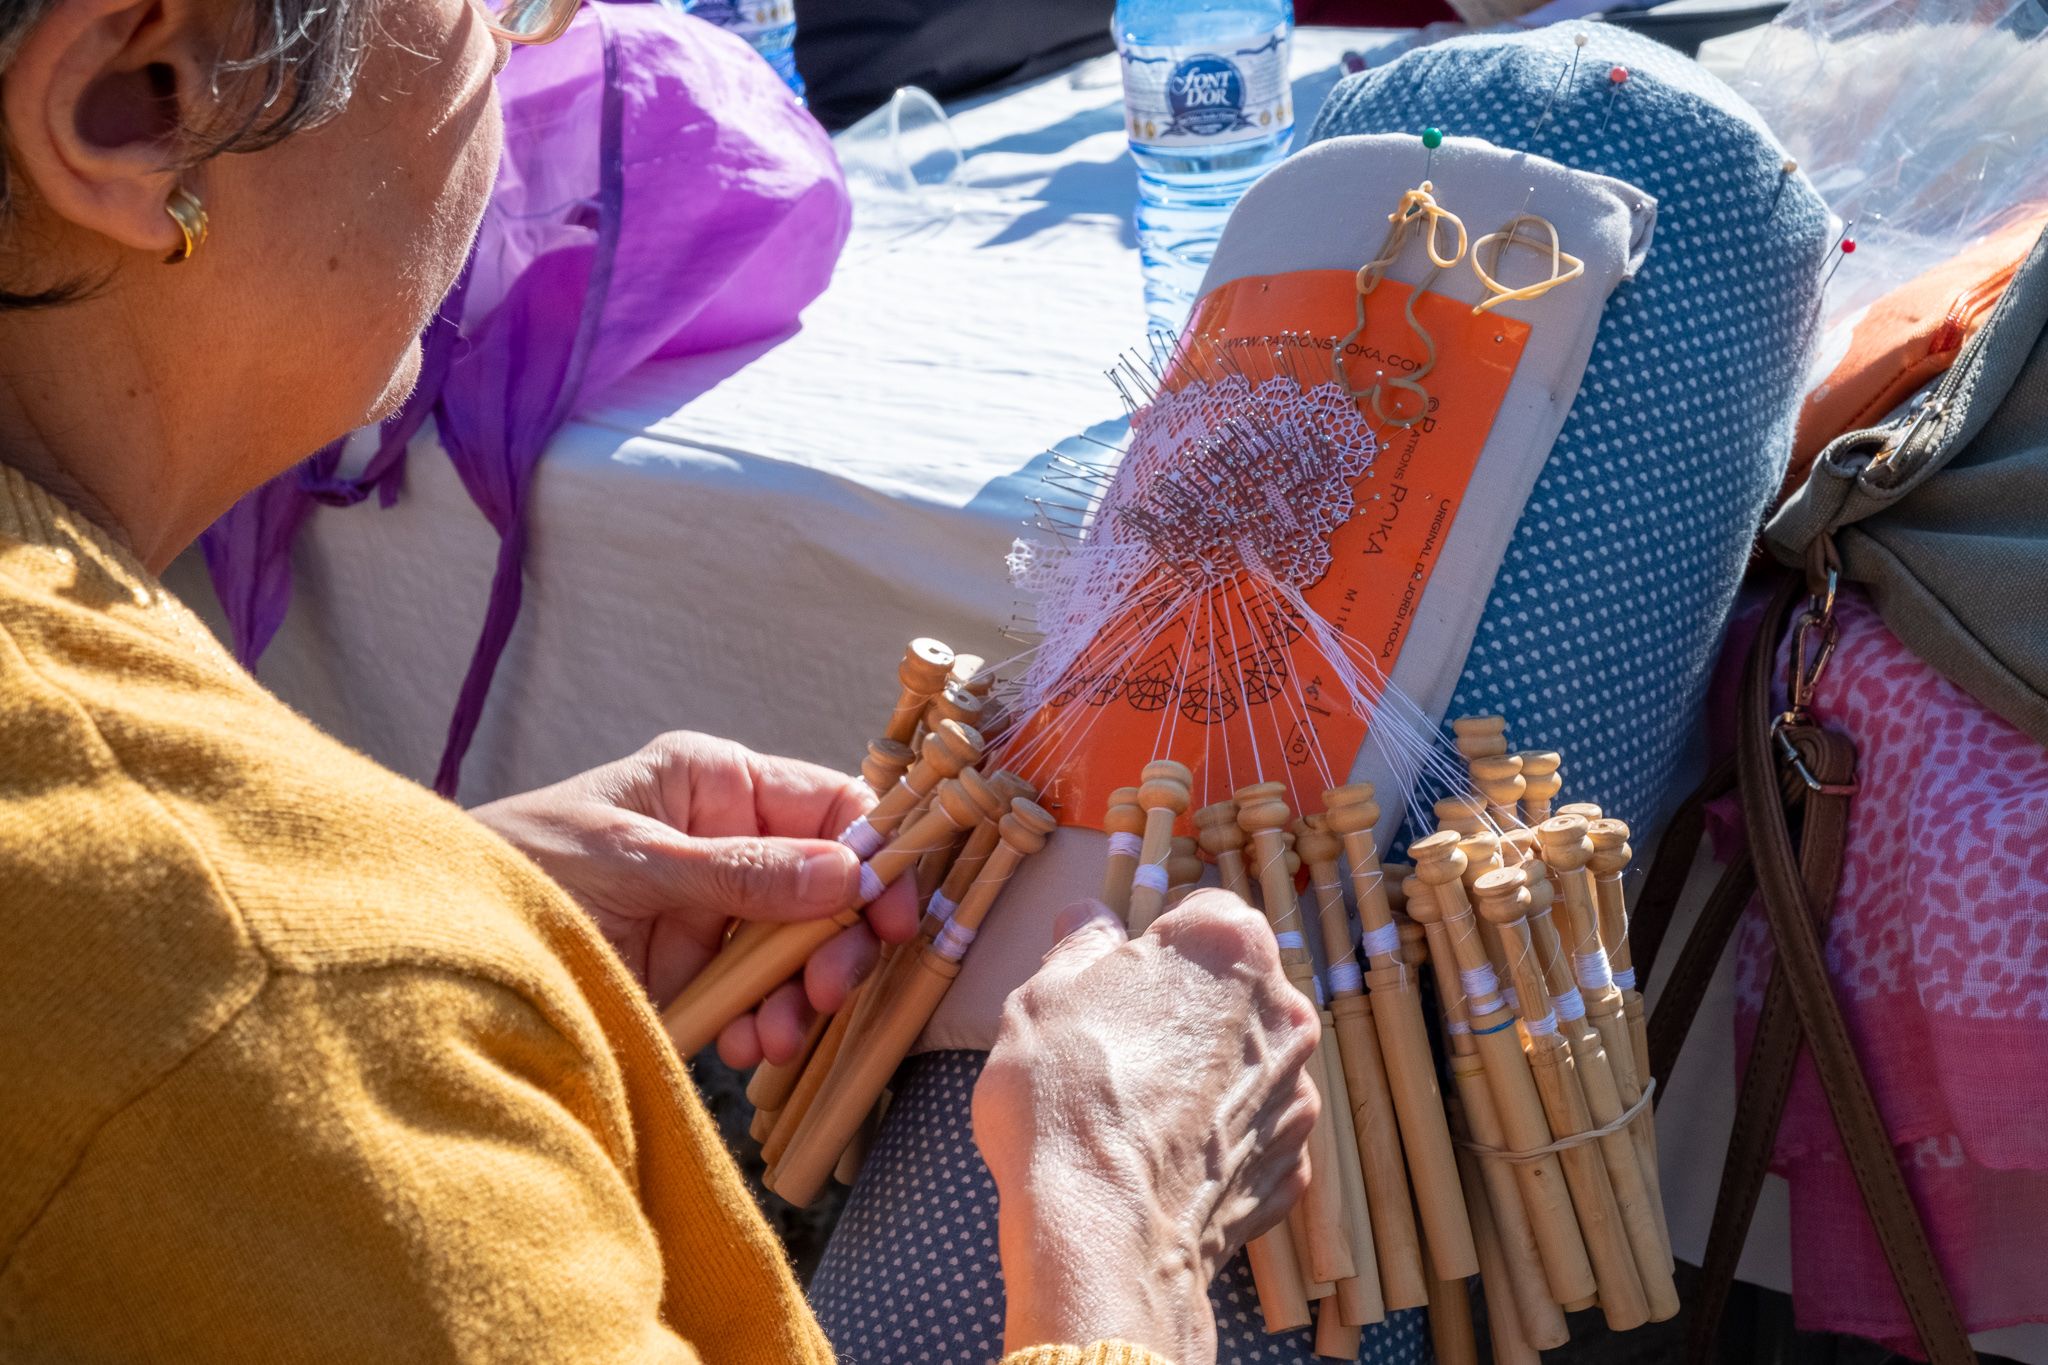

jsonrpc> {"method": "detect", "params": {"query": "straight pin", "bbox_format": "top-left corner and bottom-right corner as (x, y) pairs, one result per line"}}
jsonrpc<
(1529, 32), (1587, 145)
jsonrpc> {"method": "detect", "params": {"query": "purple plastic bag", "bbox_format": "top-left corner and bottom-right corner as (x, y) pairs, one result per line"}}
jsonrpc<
(200, 1), (850, 797)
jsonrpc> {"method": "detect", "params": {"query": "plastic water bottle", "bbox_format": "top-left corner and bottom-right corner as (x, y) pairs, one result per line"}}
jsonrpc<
(669, 0), (806, 100)
(1114, 0), (1294, 333)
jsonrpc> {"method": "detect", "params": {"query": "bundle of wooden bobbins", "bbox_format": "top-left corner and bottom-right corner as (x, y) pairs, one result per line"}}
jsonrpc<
(1099, 718), (1674, 1363)
(660, 639), (1058, 1208)
(662, 636), (1674, 1361)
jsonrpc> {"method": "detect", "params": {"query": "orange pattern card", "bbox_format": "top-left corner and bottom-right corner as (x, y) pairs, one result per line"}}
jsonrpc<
(1003, 269), (1527, 828)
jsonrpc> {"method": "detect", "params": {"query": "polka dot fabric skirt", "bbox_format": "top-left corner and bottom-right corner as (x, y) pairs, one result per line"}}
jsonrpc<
(810, 1050), (1430, 1364)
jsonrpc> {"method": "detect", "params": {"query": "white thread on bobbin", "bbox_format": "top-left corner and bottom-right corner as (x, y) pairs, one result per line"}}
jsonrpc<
(1613, 966), (1637, 990)
(934, 918), (978, 960)
(1575, 950), (1615, 992)
(1107, 832), (1144, 860)
(1523, 1010), (1561, 1036)
(1448, 1019), (1473, 1035)
(1459, 963), (1501, 1002)
(839, 816), (884, 860)
(1552, 987), (1587, 1021)
(1361, 922), (1402, 960)
(1275, 930), (1306, 952)
(857, 863), (886, 903)
(1328, 961), (1364, 994)
(927, 891), (958, 923)
(1132, 864), (1170, 893)
(1501, 983), (1522, 1012)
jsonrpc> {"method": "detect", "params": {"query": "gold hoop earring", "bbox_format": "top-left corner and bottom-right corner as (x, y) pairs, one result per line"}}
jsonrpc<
(162, 186), (208, 264)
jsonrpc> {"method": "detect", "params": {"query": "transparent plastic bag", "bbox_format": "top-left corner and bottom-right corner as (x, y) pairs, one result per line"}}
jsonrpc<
(1719, 0), (2048, 341)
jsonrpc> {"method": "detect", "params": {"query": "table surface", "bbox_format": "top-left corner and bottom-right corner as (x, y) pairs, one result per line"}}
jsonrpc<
(166, 31), (2041, 1360)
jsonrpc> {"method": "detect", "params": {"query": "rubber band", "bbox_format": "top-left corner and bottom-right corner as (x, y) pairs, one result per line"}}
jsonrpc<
(1575, 950), (1614, 993)
(1471, 1014), (1518, 1036)
(857, 863), (886, 903)
(1361, 922), (1401, 960)
(1132, 864), (1169, 894)
(839, 816), (883, 859)
(1107, 832), (1143, 860)
(927, 891), (957, 923)
(1328, 961), (1364, 994)
(1461, 1079), (1658, 1164)
(1552, 987), (1586, 1021)
(1613, 966), (1637, 991)
(934, 917), (977, 960)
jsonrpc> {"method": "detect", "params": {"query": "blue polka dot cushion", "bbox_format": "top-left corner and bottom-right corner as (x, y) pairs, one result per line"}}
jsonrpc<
(810, 1052), (1429, 1363)
(1311, 23), (1827, 838)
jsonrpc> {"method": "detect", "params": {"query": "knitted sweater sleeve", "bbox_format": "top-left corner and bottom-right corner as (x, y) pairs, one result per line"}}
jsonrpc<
(1, 964), (701, 1364)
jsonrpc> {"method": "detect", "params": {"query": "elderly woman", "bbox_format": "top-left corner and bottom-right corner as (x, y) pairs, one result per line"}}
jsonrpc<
(0, 0), (1321, 1361)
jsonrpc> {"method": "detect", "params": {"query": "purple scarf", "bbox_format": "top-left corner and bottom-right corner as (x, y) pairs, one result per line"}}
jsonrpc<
(201, 1), (850, 797)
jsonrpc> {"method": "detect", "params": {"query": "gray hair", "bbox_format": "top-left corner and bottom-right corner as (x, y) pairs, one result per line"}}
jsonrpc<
(1, 0), (378, 306)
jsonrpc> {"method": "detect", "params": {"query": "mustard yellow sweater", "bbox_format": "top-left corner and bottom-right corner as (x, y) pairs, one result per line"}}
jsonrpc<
(0, 466), (1158, 1365)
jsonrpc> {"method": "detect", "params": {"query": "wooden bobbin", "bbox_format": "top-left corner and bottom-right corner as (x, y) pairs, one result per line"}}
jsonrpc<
(1099, 786), (1146, 923)
(1456, 1140), (1540, 1365)
(1516, 751), (1563, 824)
(1326, 784), (1480, 1287)
(866, 720), (984, 842)
(861, 738), (915, 798)
(1457, 831), (1514, 1014)
(769, 800), (1057, 1207)
(1555, 801), (1603, 824)
(1239, 786), (1356, 1291)
(1434, 794), (1489, 837)
(1163, 836), (1204, 910)
(949, 652), (991, 696)
(1588, 817), (1669, 1274)
(1125, 761), (1193, 933)
(663, 772), (987, 1058)
(1298, 817), (1425, 1315)
(1410, 833), (1597, 1311)
(746, 1009), (830, 1117)
(916, 754), (1004, 898)
(1197, 801), (1312, 1333)
(1473, 868), (1651, 1332)
(884, 638), (955, 745)
(1192, 801), (1255, 902)
(1451, 714), (1509, 763)
(1407, 874), (1568, 1351)
(1470, 753), (1526, 829)
(921, 679), (985, 737)
(1536, 818), (1636, 1124)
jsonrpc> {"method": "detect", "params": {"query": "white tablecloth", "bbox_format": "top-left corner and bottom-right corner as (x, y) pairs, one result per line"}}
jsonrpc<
(165, 30), (2040, 1360)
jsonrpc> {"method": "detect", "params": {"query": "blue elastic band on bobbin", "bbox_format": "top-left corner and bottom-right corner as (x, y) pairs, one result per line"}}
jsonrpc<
(1471, 1015), (1520, 1036)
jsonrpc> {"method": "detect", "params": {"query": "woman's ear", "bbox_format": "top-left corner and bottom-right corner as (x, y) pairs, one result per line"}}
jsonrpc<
(3, 0), (218, 256)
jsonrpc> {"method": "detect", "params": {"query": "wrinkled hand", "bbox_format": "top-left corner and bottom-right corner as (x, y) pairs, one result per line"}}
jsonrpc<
(973, 891), (1321, 1365)
(471, 731), (917, 1068)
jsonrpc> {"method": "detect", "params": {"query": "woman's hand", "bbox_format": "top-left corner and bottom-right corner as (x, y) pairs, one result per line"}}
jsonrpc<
(973, 892), (1322, 1365)
(470, 731), (917, 1068)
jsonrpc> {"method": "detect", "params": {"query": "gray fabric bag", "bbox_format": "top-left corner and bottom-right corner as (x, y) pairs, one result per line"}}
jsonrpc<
(1765, 223), (2048, 745)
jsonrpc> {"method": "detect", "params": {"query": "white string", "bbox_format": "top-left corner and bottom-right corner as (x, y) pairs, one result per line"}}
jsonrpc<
(1552, 987), (1587, 1021)
(1613, 966), (1637, 990)
(1361, 922), (1401, 960)
(839, 816), (883, 859)
(934, 918), (977, 960)
(1575, 950), (1615, 993)
(1132, 864), (1170, 893)
(1523, 1010), (1561, 1036)
(1329, 961), (1364, 994)
(928, 891), (958, 923)
(1275, 930), (1305, 951)
(1460, 963), (1501, 1001)
(1107, 832), (1144, 859)
(857, 863), (886, 903)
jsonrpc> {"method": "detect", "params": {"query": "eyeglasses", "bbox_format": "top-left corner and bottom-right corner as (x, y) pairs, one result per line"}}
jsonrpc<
(478, 0), (580, 45)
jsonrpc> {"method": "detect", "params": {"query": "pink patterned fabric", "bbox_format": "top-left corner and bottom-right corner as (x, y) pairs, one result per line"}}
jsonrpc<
(1732, 588), (2048, 1354)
